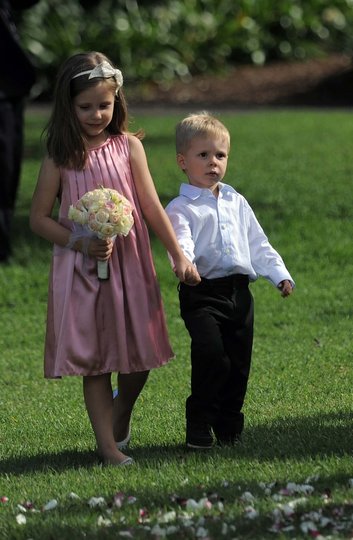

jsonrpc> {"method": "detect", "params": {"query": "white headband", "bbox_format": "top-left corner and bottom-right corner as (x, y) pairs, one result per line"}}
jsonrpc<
(72, 61), (123, 93)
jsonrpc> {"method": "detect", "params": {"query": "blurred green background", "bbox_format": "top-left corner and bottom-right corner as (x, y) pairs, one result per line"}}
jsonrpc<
(17, 0), (353, 100)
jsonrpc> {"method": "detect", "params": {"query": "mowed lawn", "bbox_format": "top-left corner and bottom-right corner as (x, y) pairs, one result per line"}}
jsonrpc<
(0, 107), (352, 539)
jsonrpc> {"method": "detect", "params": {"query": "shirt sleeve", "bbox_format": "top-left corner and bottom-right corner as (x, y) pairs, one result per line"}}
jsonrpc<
(246, 203), (295, 288)
(165, 203), (196, 267)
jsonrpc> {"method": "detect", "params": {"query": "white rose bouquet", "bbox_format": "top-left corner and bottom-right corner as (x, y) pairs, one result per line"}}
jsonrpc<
(68, 186), (134, 279)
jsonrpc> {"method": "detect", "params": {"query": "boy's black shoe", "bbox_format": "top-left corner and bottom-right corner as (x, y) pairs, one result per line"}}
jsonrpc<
(214, 432), (241, 447)
(186, 420), (214, 449)
(213, 414), (243, 447)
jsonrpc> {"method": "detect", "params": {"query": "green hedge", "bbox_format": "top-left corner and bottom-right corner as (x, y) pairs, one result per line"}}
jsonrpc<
(20, 0), (353, 96)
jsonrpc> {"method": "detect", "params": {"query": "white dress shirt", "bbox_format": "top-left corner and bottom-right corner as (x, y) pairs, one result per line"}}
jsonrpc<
(165, 182), (294, 287)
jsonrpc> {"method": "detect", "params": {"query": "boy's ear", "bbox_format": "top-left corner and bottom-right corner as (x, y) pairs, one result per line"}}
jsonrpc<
(176, 153), (186, 171)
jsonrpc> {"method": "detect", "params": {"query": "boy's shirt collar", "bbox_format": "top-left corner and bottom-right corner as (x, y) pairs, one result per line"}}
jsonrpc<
(179, 182), (237, 199)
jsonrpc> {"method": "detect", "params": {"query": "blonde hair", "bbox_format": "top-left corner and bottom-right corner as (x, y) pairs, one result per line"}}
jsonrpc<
(176, 111), (230, 154)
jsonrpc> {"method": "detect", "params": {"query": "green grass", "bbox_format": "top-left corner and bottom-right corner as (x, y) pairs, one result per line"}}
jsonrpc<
(0, 107), (353, 539)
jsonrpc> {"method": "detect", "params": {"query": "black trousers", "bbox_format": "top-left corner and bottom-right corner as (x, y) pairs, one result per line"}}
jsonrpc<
(179, 274), (254, 435)
(0, 98), (24, 260)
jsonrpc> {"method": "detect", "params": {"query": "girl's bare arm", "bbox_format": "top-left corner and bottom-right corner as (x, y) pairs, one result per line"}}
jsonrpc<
(128, 135), (200, 284)
(30, 157), (112, 260)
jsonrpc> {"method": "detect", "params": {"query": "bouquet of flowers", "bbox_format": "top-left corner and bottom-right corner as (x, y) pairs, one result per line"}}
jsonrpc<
(68, 186), (134, 279)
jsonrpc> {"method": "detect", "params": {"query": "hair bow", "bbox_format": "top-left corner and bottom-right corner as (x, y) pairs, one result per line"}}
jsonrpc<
(72, 61), (123, 92)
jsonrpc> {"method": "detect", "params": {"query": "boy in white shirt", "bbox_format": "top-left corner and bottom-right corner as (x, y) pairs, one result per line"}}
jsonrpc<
(166, 112), (294, 449)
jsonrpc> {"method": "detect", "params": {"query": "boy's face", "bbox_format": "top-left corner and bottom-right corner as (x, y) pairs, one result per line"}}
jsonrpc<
(177, 135), (229, 191)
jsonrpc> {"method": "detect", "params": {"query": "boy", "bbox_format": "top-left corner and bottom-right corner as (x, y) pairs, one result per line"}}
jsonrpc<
(166, 112), (294, 449)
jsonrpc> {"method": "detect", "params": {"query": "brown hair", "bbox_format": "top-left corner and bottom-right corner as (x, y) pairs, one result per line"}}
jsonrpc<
(44, 51), (140, 169)
(176, 111), (230, 155)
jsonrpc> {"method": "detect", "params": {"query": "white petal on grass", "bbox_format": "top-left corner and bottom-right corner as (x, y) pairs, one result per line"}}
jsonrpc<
(151, 524), (167, 537)
(241, 491), (255, 502)
(280, 482), (314, 496)
(159, 510), (176, 523)
(88, 496), (106, 508)
(15, 513), (26, 525)
(196, 526), (209, 538)
(114, 492), (125, 508)
(43, 499), (58, 511)
(166, 525), (179, 535)
(217, 501), (224, 512)
(221, 522), (228, 535)
(97, 515), (112, 527)
(244, 506), (259, 519)
(300, 520), (318, 534)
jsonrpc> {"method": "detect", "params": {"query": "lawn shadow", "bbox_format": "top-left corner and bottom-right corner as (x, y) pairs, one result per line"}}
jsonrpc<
(1, 410), (352, 475)
(0, 449), (99, 475)
(240, 410), (353, 460)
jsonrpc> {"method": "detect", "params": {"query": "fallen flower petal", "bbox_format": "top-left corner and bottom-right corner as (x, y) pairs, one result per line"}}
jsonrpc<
(217, 501), (224, 512)
(195, 526), (209, 538)
(114, 492), (125, 508)
(244, 506), (259, 519)
(43, 499), (58, 511)
(15, 513), (26, 525)
(166, 525), (179, 535)
(151, 523), (166, 537)
(241, 491), (255, 502)
(97, 515), (112, 527)
(186, 498), (199, 511)
(88, 496), (106, 508)
(221, 522), (228, 535)
(23, 500), (35, 510)
(300, 520), (318, 534)
(138, 507), (149, 523)
(69, 492), (80, 499)
(160, 510), (176, 523)
(286, 482), (314, 495)
(0, 496), (9, 503)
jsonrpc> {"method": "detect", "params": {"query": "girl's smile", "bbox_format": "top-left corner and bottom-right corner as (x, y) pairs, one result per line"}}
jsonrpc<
(74, 82), (116, 147)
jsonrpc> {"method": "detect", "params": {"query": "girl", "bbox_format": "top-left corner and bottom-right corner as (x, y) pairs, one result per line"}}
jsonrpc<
(30, 51), (200, 466)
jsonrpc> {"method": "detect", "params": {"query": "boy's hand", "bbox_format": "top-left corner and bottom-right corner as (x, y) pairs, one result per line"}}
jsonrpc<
(173, 257), (201, 286)
(183, 265), (201, 286)
(278, 279), (293, 297)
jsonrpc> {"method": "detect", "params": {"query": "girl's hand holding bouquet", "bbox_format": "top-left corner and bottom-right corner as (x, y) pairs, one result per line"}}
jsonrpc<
(68, 186), (134, 279)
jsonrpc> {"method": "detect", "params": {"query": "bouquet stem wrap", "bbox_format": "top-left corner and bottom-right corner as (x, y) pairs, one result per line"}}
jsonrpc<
(67, 187), (134, 280)
(97, 259), (109, 280)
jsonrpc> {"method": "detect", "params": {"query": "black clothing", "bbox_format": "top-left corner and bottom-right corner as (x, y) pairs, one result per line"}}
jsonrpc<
(179, 274), (254, 440)
(0, 0), (38, 261)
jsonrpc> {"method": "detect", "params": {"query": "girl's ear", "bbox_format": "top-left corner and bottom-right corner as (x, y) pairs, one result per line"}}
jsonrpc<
(176, 153), (186, 171)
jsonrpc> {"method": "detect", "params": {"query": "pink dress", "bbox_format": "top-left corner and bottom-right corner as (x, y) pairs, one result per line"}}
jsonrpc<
(44, 134), (174, 378)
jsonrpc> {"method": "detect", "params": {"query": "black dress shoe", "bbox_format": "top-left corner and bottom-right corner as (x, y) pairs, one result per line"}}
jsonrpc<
(186, 420), (214, 449)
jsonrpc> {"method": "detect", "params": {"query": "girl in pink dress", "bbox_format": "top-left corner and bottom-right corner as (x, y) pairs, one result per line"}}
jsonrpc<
(30, 51), (200, 466)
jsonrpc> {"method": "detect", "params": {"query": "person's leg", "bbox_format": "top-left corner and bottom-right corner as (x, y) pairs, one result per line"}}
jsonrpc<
(11, 100), (24, 209)
(179, 282), (233, 448)
(213, 287), (254, 444)
(183, 308), (231, 448)
(184, 309), (230, 425)
(113, 370), (149, 443)
(83, 373), (131, 465)
(0, 100), (15, 261)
